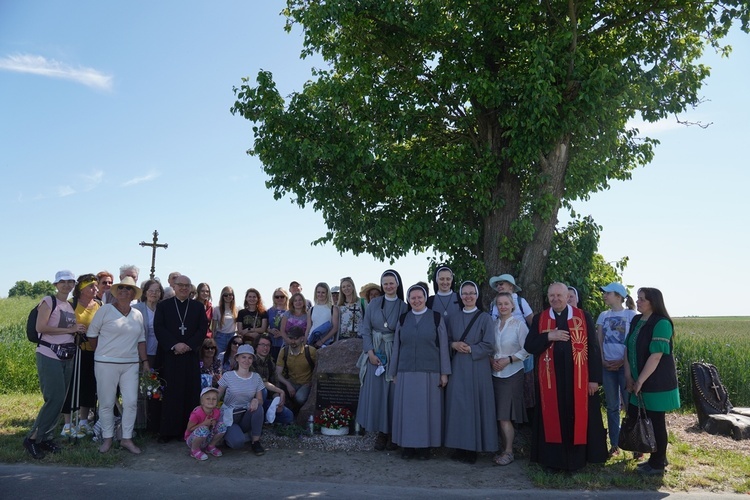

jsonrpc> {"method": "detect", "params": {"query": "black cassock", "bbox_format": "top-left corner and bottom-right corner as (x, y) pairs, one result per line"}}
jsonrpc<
(154, 297), (208, 438)
(524, 307), (608, 471)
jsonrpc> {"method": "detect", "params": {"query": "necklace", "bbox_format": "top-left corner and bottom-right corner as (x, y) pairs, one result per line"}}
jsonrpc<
(381, 298), (399, 330)
(436, 293), (452, 316)
(175, 298), (190, 335)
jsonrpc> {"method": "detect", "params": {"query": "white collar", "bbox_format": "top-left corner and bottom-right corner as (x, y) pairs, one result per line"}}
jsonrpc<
(548, 305), (572, 319)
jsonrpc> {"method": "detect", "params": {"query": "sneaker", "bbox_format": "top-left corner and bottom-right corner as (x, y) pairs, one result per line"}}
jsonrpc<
(60, 425), (72, 438)
(23, 437), (45, 460)
(39, 440), (62, 454)
(206, 445), (223, 457)
(608, 446), (620, 457)
(78, 422), (93, 435)
(632, 451), (644, 460)
(190, 449), (208, 461)
(70, 426), (86, 439)
(251, 440), (265, 456)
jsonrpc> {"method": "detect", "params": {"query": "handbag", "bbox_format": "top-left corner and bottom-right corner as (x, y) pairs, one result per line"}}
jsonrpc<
(618, 394), (657, 453)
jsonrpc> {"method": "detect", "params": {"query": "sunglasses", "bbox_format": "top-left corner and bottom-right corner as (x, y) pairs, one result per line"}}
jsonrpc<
(203, 346), (216, 350)
(118, 286), (133, 292)
(223, 293), (234, 297)
(231, 341), (243, 346)
(274, 295), (285, 299)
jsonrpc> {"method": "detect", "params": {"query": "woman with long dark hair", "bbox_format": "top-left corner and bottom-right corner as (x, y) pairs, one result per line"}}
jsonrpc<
(624, 287), (680, 476)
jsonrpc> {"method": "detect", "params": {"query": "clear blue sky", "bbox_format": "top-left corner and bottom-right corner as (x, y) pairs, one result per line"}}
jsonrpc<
(1, 1), (748, 317)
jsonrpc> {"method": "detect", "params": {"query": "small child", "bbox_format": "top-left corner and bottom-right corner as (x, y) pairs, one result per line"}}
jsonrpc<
(185, 387), (227, 461)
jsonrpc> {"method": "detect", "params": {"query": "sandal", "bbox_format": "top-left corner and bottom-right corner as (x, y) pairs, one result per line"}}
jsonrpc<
(206, 445), (223, 457)
(493, 452), (514, 466)
(190, 449), (208, 461)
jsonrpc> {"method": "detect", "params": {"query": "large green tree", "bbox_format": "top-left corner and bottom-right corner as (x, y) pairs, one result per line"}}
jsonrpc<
(232, 0), (748, 310)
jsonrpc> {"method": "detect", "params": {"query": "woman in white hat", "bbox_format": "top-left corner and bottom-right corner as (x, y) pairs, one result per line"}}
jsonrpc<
(87, 276), (148, 454)
(23, 270), (84, 460)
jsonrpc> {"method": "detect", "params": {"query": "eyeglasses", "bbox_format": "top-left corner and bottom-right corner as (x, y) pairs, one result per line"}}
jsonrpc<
(231, 341), (243, 346)
(203, 346), (216, 350)
(274, 295), (285, 299)
(100, 281), (113, 285)
(175, 283), (191, 288)
(118, 286), (134, 292)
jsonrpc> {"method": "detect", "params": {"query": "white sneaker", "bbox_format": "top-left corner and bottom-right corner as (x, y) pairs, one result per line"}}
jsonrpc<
(78, 422), (93, 435)
(60, 425), (72, 437)
(71, 426), (86, 438)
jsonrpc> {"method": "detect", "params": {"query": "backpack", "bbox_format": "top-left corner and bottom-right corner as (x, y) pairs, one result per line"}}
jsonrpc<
(281, 344), (315, 379)
(26, 295), (57, 343)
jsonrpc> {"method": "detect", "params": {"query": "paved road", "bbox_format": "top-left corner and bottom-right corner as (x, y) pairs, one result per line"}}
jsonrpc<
(0, 464), (743, 499)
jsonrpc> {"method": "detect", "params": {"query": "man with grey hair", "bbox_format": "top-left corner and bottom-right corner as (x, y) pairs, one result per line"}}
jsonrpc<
(162, 271), (181, 300)
(154, 274), (208, 442)
(524, 282), (607, 472)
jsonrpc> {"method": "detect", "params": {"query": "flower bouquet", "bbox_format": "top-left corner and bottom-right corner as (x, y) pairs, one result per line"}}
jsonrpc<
(139, 369), (166, 400)
(315, 405), (353, 435)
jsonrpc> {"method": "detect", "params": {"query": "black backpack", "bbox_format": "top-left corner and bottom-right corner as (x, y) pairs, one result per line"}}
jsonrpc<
(26, 295), (57, 343)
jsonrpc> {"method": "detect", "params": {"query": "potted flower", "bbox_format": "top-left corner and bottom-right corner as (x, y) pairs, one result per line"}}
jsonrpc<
(315, 405), (353, 436)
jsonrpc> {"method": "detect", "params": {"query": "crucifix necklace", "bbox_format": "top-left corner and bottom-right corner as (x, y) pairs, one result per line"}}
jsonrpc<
(175, 298), (190, 335)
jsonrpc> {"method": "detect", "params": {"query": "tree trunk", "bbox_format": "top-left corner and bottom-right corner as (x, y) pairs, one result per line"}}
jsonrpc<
(519, 138), (571, 313)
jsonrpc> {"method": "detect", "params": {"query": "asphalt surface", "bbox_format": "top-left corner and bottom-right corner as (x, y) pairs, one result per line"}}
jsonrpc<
(0, 463), (744, 499)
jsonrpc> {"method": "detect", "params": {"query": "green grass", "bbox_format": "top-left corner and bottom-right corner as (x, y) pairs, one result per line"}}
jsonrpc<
(673, 317), (750, 408)
(0, 296), (40, 394)
(527, 429), (750, 493)
(0, 393), (123, 467)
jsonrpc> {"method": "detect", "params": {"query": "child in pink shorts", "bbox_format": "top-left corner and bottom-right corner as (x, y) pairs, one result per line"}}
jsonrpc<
(185, 387), (227, 460)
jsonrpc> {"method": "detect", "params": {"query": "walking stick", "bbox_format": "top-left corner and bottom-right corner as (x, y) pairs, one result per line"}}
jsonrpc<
(70, 332), (83, 442)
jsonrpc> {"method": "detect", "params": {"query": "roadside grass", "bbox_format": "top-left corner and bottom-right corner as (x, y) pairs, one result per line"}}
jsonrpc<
(0, 393), (123, 467)
(527, 428), (750, 493)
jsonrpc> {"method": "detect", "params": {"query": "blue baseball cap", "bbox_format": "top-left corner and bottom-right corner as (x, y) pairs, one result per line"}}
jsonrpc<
(600, 282), (628, 298)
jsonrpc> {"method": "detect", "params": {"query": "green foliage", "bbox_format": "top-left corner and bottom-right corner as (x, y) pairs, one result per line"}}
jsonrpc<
(233, 0), (749, 300)
(8, 280), (55, 298)
(544, 216), (628, 315)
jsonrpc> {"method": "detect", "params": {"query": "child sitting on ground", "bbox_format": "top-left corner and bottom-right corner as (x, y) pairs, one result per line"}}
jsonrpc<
(185, 387), (227, 461)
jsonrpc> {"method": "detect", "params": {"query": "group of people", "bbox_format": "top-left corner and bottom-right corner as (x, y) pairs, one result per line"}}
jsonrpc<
(355, 268), (680, 475)
(24, 264), (679, 476)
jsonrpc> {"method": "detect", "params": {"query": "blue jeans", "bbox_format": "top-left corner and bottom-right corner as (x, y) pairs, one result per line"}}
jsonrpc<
(213, 331), (234, 353)
(602, 365), (627, 448)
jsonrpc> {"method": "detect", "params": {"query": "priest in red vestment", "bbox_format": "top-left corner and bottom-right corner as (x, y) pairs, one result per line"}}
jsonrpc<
(524, 282), (607, 471)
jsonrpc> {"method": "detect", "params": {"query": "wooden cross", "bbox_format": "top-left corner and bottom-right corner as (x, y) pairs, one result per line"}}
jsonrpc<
(139, 230), (168, 280)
